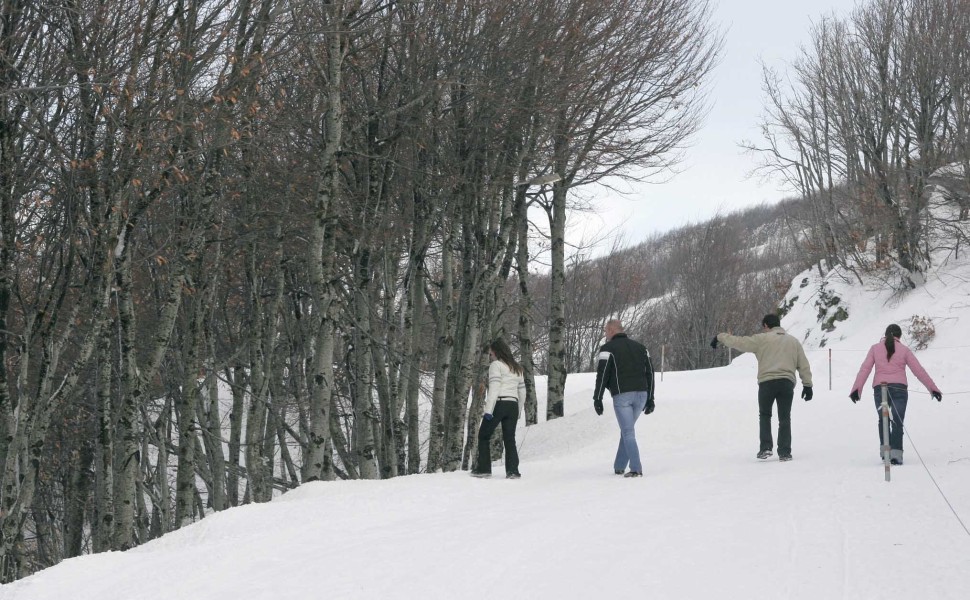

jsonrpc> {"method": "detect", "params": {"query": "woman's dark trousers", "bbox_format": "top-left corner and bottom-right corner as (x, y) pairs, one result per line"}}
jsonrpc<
(475, 400), (520, 475)
(758, 378), (795, 456)
(872, 384), (908, 461)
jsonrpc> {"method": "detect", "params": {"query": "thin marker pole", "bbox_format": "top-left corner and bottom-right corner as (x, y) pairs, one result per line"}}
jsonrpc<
(661, 344), (665, 382)
(880, 383), (891, 482)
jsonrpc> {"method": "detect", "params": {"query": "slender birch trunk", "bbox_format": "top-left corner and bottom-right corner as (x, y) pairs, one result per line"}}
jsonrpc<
(403, 237), (427, 473)
(175, 295), (205, 527)
(203, 349), (227, 512)
(515, 192), (538, 425)
(546, 181), (568, 420)
(372, 338), (398, 479)
(93, 323), (114, 552)
(64, 440), (94, 558)
(441, 290), (482, 472)
(351, 250), (380, 480)
(301, 0), (350, 482)
(426, 219), (456, 472)
(155, 398), (173, 536)
(113, 247), (141, 551)
(244, 340), (270, 503)
(226, 366), (247, 505)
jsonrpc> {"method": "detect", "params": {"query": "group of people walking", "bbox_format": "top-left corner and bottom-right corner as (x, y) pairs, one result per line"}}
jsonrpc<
(471, 314), (943, 478)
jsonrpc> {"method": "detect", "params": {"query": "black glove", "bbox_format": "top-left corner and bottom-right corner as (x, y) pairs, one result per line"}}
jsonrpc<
(849, 390), (860, 403)
(801, 386), (813, 401)
(593, 399), (603, 416)
(710, 336), (719, 350)
(932, 391), (942, 402)
(644, 399), (655, 415)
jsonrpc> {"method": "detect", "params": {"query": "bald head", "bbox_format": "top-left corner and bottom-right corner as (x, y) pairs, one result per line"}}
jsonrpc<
(604, 319), (624, 341)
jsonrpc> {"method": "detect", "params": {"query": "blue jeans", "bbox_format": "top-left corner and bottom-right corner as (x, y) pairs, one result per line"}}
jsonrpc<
(873, 384), (908, 457)
(613, 391), (648, 473)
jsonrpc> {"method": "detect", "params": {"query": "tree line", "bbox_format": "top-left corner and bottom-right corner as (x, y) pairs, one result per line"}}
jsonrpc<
(747, 0), (970, 281)
(6, 0), (966, 582)
(0, 0), (720, 579)
(538, 0), (970, 384)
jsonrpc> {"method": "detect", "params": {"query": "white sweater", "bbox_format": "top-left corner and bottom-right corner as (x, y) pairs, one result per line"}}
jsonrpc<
(484, 360), (526, 416)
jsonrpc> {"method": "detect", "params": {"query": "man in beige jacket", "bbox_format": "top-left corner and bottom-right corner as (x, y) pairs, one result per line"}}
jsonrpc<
(712, 314), (813, 461)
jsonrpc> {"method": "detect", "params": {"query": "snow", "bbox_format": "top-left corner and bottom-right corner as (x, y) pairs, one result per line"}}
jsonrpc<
(4, 255), (970, 599)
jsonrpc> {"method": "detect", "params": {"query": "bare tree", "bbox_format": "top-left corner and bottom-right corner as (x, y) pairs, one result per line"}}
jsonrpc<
(538, 0), (722, 419)
(748, 0), (968, 280)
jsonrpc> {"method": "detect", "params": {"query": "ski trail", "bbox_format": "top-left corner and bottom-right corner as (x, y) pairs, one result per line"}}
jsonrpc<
(786, 507), (797, 600)
(837, 509), (850, 600)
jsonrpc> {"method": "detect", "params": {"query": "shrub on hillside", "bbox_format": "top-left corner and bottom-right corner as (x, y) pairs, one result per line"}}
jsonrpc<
(907, 315), (935, 350)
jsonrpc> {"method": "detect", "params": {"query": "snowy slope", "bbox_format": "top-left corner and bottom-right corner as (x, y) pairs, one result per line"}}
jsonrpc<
(3, 257), (970, 600)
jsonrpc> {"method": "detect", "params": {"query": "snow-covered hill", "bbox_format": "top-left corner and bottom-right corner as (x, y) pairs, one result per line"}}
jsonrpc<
(3, 254), (970, 600)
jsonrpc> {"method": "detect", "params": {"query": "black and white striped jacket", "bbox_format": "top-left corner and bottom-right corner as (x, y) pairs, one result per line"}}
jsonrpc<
(593, 333), (655, 402)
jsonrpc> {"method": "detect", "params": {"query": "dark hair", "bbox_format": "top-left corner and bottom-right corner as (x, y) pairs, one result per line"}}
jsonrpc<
(489, 338), (523, 376)
(762, 314), (781, 329)
(884, 324), (902, 360)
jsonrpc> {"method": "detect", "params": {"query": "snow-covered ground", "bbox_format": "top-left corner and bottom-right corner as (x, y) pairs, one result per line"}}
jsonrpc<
(3, 255), (970, 600)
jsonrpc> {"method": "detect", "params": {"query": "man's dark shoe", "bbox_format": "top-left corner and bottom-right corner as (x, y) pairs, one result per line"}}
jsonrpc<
(890, 458), (902, 466)
(506, 473), (521, 479)
(623, 471), (642, 478)
(614, 470), (625, 475)
(779, 455), (793, 462)
(470, 471), (491, 478)
(757, 450), (773, 460)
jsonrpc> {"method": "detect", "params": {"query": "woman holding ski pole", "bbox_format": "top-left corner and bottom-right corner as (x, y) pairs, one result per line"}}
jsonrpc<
(849, 324), (942, 465)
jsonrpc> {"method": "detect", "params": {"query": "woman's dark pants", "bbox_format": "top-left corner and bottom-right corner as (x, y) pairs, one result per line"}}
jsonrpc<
(873, 384), (908, 459)
(475, 400), (520, 475)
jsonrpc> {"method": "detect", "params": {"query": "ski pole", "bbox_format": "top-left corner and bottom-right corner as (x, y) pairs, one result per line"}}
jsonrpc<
(880, 383), (891, 482)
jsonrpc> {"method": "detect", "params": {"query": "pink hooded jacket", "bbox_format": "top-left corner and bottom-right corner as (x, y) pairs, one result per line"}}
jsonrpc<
(851, 337), (940, 394)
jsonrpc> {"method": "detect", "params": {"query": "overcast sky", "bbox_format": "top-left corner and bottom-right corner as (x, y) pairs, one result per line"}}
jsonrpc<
(570, 0), (860, 251)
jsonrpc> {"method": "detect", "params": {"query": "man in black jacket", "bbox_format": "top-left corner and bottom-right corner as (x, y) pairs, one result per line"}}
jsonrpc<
(593, 319), (656, 477)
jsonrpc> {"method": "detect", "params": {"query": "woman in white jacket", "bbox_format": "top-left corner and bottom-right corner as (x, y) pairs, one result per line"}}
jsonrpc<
(471, 339), (526, 479)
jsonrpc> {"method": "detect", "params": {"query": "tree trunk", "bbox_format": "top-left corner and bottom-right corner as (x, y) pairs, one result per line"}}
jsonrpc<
(226, 366), (247, 505)
(154, 398), (173, 537)
(546, 182), (568, 420)
(442, 298), (482, 472)
(93, 324), (114, 553)
(516, 190), (538, 425)
(426, 220), (457, 472)
(403, 242), (427, 473)
(203, 348), (227, 512)
(301, 0), (349, 481)
(64, 440), (94, 558)
(174, 300), (204, 527)
(351, 251), (380, 480)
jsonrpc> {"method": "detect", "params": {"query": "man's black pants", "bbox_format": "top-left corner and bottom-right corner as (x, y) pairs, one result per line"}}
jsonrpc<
(758, 378), (795, 456)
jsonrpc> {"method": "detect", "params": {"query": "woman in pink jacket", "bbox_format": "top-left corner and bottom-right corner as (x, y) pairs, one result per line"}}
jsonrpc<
(849, 324), (942, 465)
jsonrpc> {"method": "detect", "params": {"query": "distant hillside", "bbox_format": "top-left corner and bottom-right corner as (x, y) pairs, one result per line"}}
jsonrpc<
(521, 162), (969, 374)
(522, 195), (813, 372)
